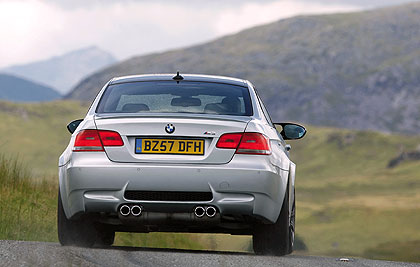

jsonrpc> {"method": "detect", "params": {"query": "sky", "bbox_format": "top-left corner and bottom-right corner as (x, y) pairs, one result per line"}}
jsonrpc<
(0, 0), (416, 68)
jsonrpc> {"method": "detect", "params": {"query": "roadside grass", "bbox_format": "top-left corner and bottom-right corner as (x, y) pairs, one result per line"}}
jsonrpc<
(0, 100), (419, 262)
(115, 232), (250, 252)
(0, 155), (57, 242)
(115, 232), (205, 250)
(290, 127), (420, 262)
(363, 240), (420, 262)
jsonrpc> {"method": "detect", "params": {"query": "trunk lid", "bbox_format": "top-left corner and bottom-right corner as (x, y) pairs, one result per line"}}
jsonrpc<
(94, 114), (250, 164)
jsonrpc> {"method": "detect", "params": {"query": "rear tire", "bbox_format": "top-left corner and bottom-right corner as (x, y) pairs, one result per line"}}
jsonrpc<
(57, 189), (97, 247)
(253, 185), (294, 255)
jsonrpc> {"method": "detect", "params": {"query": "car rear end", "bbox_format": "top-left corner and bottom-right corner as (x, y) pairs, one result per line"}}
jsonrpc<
(59, 74), (288, 237)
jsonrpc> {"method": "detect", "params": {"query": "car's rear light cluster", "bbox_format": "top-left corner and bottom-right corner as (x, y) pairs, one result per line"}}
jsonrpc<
(216, 132), (271, 155)
(73, 129), (123, 152)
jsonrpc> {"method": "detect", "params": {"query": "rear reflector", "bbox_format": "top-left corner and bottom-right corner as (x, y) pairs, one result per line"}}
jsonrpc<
(73, 129), (123, 152)
(216, 132), (271, 155)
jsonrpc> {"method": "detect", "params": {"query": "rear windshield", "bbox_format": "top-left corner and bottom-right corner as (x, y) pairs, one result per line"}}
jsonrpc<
(96, 81), (253, 116)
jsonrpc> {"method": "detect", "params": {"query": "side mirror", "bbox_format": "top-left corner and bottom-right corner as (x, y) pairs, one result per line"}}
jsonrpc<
(274, 122), (307, 140)
(67, 119), (83, 134)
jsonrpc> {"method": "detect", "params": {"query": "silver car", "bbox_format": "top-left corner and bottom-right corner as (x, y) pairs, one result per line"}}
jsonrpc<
(58, 73), (306, 255)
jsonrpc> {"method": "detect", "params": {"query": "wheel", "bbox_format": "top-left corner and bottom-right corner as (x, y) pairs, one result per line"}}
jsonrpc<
(253, 185), (294, 255)
(95, 229), (115, 247)
(57, 189), (98, 247)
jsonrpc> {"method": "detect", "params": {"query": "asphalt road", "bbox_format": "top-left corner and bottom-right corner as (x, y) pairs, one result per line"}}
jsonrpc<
(0, 240), (418, 267)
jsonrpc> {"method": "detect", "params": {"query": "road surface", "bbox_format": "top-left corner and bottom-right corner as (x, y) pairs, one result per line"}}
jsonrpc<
(0, 240), (418, 267)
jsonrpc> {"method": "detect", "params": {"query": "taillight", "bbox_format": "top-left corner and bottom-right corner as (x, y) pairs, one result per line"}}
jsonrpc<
(216, 133), (242, 149)
(236, 133), (271, 155)
(98, 130), (124, 146)
(73, 130), (123, 152)
(73, 130), (103, 151)
(216, 132), (271, 155)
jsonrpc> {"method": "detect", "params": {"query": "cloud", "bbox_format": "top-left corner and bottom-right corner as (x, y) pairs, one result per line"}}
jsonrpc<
(0, 0), (369, 68)
(213, 1), (360, 36)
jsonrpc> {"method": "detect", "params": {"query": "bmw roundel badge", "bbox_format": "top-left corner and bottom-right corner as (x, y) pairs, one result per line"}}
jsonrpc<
(165, 124), (175, 134)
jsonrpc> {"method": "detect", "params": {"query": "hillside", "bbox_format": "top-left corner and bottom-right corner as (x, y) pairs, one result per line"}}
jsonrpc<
(0, 100), (87, 176)
(3, 46), (116, 94)
(0, 74), (61, 102)
(0, 100), (419, 261)
(67, 3), (420, 134)
(289, 126), (420, 260)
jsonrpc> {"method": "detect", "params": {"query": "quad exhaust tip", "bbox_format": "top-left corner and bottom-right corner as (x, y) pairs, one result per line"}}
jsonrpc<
(194, 206), (206, 218)
(131, 205), (142, 216)
(120, 204), (142, 216)
(206, 206), (217, 218)
(194, 206), (217, 218)
(120, 205), (130, 216)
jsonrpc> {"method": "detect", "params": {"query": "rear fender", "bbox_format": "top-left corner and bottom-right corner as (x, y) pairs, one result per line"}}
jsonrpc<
(288, 162), (296, 214)
(58, 165), (72, 219)
(59, 116), (96, 167)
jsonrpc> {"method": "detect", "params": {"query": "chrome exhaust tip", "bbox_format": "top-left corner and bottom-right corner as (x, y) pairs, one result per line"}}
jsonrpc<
(120, 205), (130, 216)
(206, 206), (217, 218)
(194, 206), (205, 218)
(131, 205), (142, 216)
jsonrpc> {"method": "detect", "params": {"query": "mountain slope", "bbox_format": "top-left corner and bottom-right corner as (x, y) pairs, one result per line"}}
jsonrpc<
(3, 46), (116, 94)
(0, 74), (60, 102)
(67, 3), (420, 134)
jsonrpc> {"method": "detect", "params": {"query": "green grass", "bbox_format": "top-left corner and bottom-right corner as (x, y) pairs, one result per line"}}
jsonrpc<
(363, 240), (420, 262)
(0, 100), (419, 262)
(0, 155), (57, 241)
(0, 100), (88, 177)
(289, 126), (420, 262)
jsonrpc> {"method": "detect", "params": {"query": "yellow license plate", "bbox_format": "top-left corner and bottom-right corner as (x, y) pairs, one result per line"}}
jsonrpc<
(135, 138), (205, 155)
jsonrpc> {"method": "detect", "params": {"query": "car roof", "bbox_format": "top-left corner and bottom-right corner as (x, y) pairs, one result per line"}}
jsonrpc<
(109, 74), (248, 87)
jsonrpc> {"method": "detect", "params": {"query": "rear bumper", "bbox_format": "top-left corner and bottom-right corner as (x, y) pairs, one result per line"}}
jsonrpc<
(59, 152), (288, 224)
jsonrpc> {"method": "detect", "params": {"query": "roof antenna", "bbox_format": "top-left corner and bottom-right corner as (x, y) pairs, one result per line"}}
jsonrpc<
(172, 71), (184, 83)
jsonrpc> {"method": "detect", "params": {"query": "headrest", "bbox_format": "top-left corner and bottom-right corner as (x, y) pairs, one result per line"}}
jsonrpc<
(121, 103), (150, 112)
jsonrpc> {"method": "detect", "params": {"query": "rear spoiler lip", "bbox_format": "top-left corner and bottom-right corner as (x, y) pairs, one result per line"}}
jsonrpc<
(94, 113), (252, 123)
